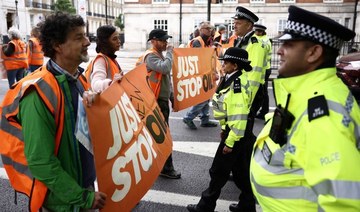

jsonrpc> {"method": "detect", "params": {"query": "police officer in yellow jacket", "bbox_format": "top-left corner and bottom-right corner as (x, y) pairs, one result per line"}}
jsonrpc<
(187, 47), (255, 212)
(250, 6), (360, 211)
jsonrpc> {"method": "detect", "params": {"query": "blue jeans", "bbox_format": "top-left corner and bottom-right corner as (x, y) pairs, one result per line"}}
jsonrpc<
(29, 65), (41, 72)
(7, 68), (25, 88)
(183, 100), (211, 124)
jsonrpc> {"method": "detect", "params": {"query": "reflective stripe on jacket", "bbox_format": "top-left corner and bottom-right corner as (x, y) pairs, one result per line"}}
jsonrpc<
(85, 53), (121, 86)
(250, 68), (360, 211)
(212, 71), (251, 148)
(2, 39), (28, 70)
(27, 37), (44, 66)
(0, 66), (88, 212)
(235, 32), (267, 102)
(137, 48), (163, 99)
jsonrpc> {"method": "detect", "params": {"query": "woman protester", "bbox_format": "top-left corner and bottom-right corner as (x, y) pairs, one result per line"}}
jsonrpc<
(85, 25), (123, 92)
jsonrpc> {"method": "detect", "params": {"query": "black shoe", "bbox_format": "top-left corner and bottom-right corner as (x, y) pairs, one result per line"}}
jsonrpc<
(160, 169), (181, 179)
(229, 203), (256, 212)
(200, 121), (217, 127)
(183, 118), (197, 130)
(255, 113), (265, 120)
(187, 204), (200, 212)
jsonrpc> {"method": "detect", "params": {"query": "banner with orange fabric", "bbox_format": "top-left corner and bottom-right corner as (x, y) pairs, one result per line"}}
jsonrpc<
(172, 48), (218, 112)
(85, 64), (172, 212)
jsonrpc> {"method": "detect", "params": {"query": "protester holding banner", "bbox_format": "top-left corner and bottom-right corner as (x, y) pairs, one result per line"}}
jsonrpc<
(187, 47), (253, 212)
(139, 28), (181, 179)
(182, 21), (218, 130)
(85, 25), (123, 92)
(0, 12), (106, 211)
(229, 6), (267, 212)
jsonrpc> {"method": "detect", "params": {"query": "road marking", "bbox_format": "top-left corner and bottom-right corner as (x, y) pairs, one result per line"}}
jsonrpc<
(0, 141), (216, 180)
(141, 189), (234, 212)
(0, 167), (8, 179)
(173, 141), (217, 158)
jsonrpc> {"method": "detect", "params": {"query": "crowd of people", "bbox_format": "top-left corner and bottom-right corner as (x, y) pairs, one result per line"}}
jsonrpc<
(0, 4), (360, 212)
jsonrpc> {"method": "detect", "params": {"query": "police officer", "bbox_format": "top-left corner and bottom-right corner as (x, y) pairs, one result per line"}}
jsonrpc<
(250, 6), (360, 211)
(253, 24), (272, 120)
(228, 6), (267, 212)
(186, 47), (253, 212)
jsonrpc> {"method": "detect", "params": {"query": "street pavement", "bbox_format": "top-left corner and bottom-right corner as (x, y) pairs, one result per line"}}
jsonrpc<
(0, 44), (274, 211)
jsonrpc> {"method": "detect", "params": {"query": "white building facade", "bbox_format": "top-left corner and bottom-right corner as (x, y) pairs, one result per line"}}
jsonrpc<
(122, 0), (360, 50)
(0, 0), (359, 50)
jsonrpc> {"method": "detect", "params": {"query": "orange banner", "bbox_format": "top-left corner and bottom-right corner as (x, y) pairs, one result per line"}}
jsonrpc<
(85, 64), (172, 212)
(172, 48), (217, 112)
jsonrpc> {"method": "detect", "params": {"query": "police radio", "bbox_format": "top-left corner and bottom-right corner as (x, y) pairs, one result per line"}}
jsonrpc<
(269, 94), (295, 147)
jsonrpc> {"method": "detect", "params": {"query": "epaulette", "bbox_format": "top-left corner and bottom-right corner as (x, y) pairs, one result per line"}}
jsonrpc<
(308, 95), (329, 122)
(233, 78), (241, 93)
(251, 37), (258, 44)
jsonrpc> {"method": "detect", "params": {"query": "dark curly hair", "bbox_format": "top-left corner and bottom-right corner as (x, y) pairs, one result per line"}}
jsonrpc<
(39, 12), (85, 58)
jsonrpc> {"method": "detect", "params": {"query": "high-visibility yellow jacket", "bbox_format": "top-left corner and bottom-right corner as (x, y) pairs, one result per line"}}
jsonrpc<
(255, 34), (272, 70)
(212, 70), (251, 148)
(234, 32), (267, 103)
(250, 68), (360, 211)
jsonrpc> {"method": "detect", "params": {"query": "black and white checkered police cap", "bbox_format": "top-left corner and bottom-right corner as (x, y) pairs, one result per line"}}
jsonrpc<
(279, 5), (355, 51)
(232, 6), (259, 24)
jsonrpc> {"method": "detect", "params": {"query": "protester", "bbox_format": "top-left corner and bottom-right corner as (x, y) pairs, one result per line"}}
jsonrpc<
(250, 6), (360, 211)
(213, 24), (226, 44)
(138, 28), (181, 179)
(27, 25), (44, 72)
(183, 21), (218, 130)
(187, 47), (252, 212)
(0, 12), (106, 211)
(1, 26), (28, 87)
(253, 24), (272, 120)
(228, 6), (267, 212)
(85, 25), (123, 92)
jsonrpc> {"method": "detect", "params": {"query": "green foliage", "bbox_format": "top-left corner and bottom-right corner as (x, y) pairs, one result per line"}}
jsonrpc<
(115, 14), (125, 31)
(52, 0), (76, 14)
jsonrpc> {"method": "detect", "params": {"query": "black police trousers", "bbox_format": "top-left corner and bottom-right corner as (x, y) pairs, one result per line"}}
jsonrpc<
(196, 121), (256, 211)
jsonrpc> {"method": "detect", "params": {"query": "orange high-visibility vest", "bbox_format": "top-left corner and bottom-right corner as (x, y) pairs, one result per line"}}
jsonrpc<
(136, 48), (164, 99)
(213, 31), (223, 44)
(187, 36), (206, 48)
(0, 66), (88, 212)
(85, 53), (122, 86)
(227, 34), (238, 47)
(27, 37), (44, 66)
(1, 39), (28, 70)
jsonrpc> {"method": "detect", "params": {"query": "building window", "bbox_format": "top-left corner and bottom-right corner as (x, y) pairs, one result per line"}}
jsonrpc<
(225, 19), (234, 32)
(345, 17), (351, 28)
(30, 15), (34, 28)
(323, 0), (343, 2)
(250, 0), (265, 3)
(280, 0), (295, 3)
(152, 0), (169, 3)
(194, 0), (207, 3)
(278, 19), (287, 33)
(154, 19), (168, 31)
(223, 0), (237, 3)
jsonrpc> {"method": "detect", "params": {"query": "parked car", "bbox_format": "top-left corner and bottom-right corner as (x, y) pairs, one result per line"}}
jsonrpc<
(336, 52), (360, 103)
(88, 33), (97, 42)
